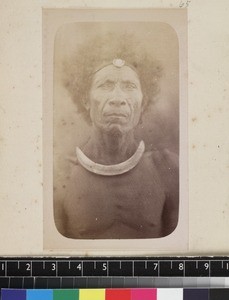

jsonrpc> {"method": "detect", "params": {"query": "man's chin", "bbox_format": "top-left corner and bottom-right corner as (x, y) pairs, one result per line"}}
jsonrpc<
(103, 124), (130, 136)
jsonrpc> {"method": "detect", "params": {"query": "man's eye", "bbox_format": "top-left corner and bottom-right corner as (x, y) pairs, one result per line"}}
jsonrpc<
(123, 82), (137, 90)
(98, 82), (114, 89)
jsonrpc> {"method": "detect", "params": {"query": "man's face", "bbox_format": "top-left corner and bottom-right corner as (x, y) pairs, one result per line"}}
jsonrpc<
(88, 65), (143, 134)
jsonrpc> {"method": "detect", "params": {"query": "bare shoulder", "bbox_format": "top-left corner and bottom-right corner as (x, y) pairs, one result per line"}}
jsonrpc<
(150, 148), (178, 171)
(66, 154), (78, 167)
(144, 148), (179, 190)
(53, 154), (81, 236)
(149, 148), (179, 236)
(150, 147), (179, 203)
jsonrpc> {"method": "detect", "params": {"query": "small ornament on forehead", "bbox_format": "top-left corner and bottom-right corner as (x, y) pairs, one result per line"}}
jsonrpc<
(112, 58), (125, 68)
(91, 58), (138, 77)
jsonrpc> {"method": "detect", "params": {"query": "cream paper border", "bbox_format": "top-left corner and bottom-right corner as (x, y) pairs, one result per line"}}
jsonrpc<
(0, 0), (229, 256)
(43, 9), (188, 254)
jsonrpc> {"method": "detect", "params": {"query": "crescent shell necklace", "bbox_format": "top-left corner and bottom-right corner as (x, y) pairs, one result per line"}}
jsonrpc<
(76, 140), (145, 176)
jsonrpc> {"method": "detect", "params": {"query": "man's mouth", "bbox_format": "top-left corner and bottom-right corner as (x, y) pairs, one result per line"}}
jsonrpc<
(104, 112), (128, 118)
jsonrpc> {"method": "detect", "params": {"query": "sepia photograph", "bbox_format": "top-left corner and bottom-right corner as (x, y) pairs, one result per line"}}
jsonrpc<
(53, 22), (180, 239)
(1, 1), (228, 256)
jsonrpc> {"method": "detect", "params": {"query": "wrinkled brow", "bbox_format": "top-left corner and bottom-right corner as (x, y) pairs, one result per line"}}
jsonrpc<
(93, 76), (115, 86)
(93, 77), (140, 87)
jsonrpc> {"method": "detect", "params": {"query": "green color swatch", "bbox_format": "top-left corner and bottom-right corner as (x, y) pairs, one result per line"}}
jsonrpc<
(53, 289), (79, 300)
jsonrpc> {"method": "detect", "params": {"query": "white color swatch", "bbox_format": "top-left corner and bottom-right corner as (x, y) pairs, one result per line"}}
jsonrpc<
(157, 288), (183, 299)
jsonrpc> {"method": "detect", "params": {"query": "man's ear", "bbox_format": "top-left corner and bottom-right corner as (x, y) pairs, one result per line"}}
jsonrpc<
(84, 101), (90, 111)
(141, 97), (147, 114)
(83, 95), (90, 111)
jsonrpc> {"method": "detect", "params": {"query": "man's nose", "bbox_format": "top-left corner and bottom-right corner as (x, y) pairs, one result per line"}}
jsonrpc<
(108, 86), (127, 107)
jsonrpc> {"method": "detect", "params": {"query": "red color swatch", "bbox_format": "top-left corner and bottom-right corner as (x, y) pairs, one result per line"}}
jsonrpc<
(106, 289), (131, 300)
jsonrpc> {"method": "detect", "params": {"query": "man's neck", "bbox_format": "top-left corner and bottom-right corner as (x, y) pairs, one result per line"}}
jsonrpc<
(82, 127), (138, 165)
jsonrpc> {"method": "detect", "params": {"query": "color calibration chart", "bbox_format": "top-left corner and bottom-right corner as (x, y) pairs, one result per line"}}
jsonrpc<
(1, 257), (229, 299)
(2, 288), (229, 300)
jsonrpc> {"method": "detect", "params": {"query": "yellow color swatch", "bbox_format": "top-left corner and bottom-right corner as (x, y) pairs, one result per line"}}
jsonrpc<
(79, 289), (105, 300)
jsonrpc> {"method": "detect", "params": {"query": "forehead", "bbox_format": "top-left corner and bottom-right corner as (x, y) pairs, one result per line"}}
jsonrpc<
(92, 65), (141, 84)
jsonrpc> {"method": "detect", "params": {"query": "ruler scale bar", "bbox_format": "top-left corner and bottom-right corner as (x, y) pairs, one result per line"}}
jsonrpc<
(0, 257), (229, 279)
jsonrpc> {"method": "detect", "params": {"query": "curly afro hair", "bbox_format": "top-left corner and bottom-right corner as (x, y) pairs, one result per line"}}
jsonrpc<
(63, 32), (162, 123)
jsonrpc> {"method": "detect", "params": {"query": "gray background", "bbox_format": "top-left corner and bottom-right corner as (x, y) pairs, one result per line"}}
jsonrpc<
(53, 22), (179, 189)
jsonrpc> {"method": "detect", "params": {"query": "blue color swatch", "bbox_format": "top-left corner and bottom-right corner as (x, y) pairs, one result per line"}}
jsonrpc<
(27, 289), (53, 300)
